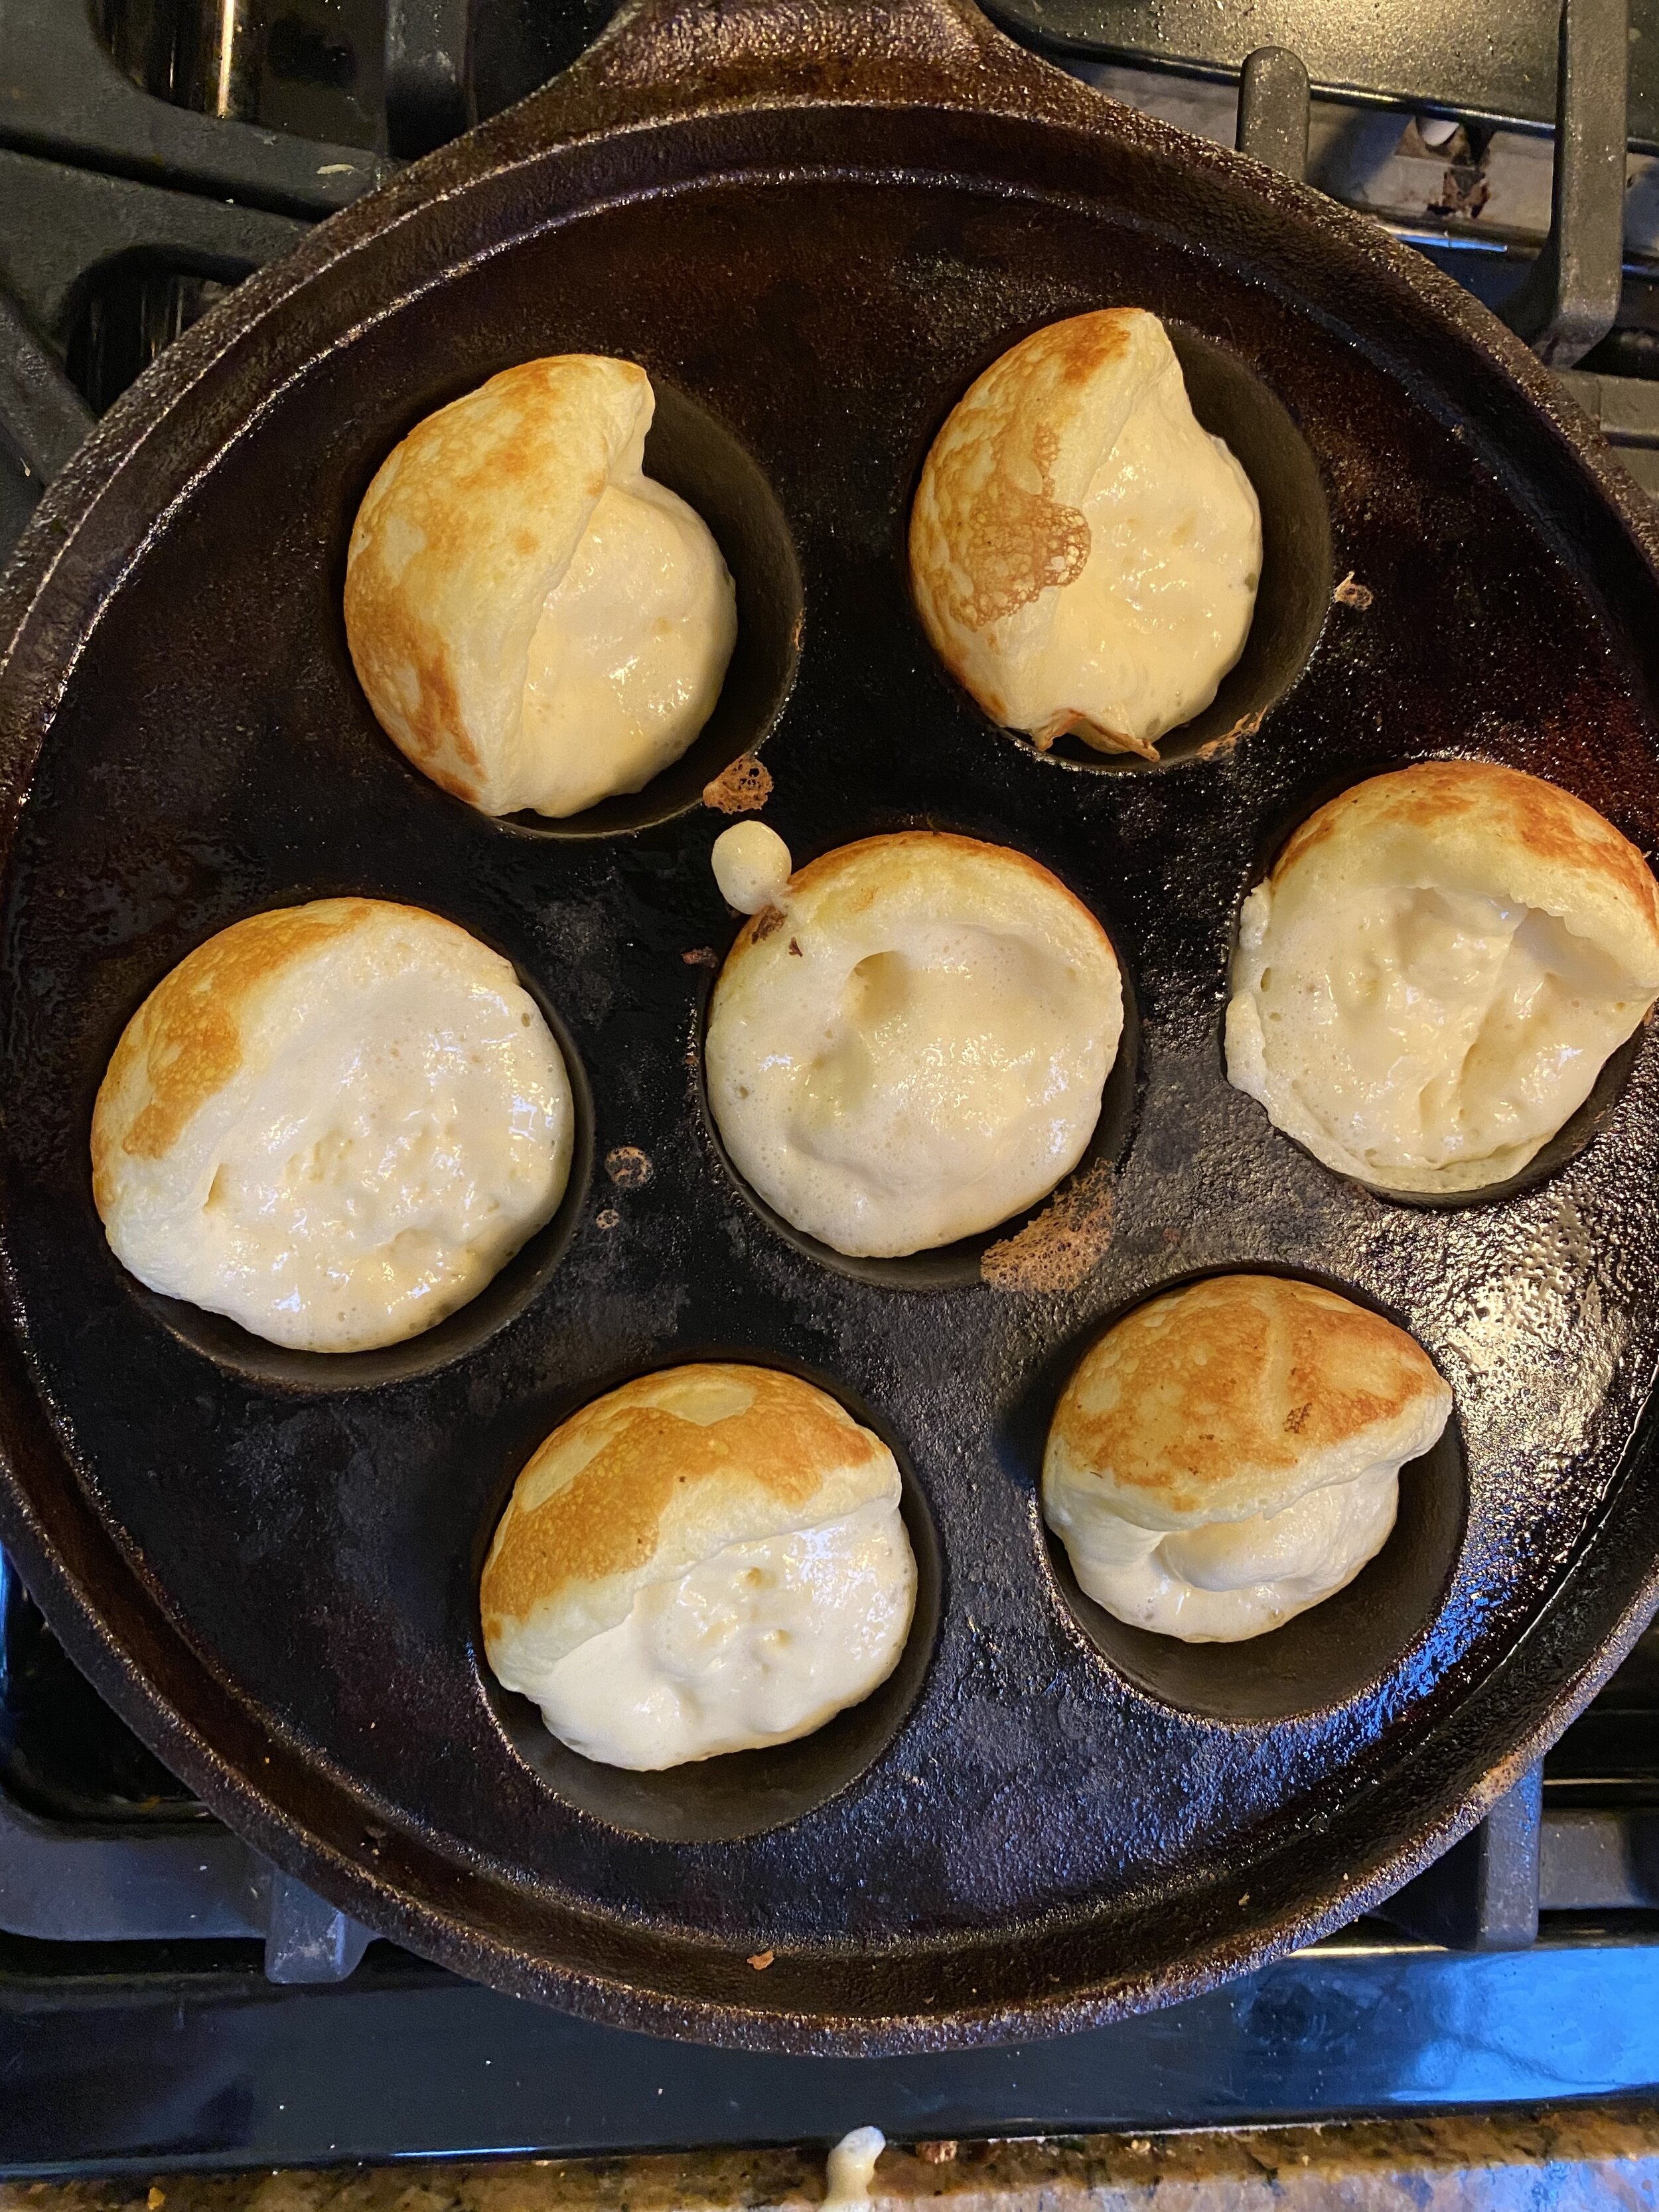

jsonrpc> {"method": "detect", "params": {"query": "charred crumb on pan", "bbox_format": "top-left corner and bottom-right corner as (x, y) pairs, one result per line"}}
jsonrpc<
(1032, 709), (1161, 763)
(980, 1161), (1116, 1293)
(682, 945), (719, 968)
(703, 755), (773, 813)
(1334, 570), (1374, 610)
(1197, 708), (1265, 761)
(747, 1948), (775, 1970)
(595, 1207), (620, 1230)
(605, 1145), (654, 1190)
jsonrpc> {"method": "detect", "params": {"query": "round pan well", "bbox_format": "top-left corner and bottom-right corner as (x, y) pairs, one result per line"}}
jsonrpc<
(918, 324), (1333, 775)
(694, 897), (1142, 1290)
(1039, 1272), (1467, 1725)
(1228, 763), (1653, 1211)
(350, 378), (804, 841)
(121, 957), (596, 1394)
(480, 1363), (943, 1846)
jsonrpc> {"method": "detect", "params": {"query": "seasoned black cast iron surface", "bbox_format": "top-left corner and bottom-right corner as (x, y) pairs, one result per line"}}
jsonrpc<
(1, 1), (1658, 2053)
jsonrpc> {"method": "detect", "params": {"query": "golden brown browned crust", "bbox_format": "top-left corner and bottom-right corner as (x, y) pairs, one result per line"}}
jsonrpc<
(727, 831), (1102, 962)
(479, 1364), (889, 1635)
(922, 420), (1088, 634)
(342, 589), (480, 800)
(1278, 760), (1659, 946)
(90, 901), (380, 1214)
(908, 312), (1143, 637)
(381, 360), (595, 536)
(344, 356), (650, 811)
(1041, 308), (1139, 387)
(1052, 1275), (1443, 1521)
(345, 366), (613, 803)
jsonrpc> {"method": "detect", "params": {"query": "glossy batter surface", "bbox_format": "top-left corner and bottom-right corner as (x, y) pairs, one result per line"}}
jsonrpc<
(1230, 879), (1649, 1192)
(518, 1498), (917, 1769)
(707, 835), (1122, 1256)
(521, 476), (737, 816)
(94, 905), (572, 1352)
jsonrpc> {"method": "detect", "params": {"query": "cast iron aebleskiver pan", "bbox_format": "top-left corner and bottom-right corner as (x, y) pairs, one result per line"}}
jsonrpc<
(1, 0), (1659, 2055)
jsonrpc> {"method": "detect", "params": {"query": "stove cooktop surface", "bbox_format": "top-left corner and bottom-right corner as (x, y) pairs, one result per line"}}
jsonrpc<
(1, 0), (1658, 2175)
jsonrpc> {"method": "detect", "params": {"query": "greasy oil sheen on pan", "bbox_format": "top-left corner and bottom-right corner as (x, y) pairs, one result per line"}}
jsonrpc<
(1, 0), (1658, 2057)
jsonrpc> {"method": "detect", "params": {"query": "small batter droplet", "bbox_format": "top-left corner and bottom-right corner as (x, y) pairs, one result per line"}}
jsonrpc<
(712, 821), (792, 915)
(823, 2126), (885, 2209)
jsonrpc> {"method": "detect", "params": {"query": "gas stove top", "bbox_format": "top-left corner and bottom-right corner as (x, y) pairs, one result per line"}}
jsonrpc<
(2, 0), (1659, 2176)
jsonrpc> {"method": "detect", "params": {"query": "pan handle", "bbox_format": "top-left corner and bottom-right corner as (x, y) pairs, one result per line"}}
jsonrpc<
(519, 0), (1031, 123)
